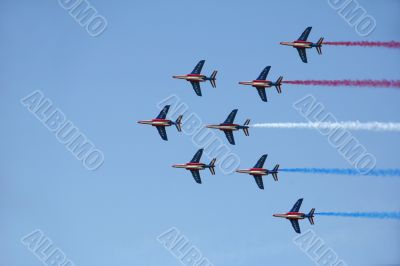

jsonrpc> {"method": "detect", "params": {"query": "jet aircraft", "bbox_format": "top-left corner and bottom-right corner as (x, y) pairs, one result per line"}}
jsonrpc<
(280, 27), (324, 63)
(238, 66), (283, 102)
(173, 60), (218, 96)
(236, 154), (279, 189)
(172, 149), (216, 184)
(206, 109), (250, 145)
(273, 198), (315, 234)
(138, 105), (182, 141)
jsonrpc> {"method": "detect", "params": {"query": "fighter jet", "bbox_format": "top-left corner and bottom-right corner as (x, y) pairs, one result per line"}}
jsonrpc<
(273, 198), (315, 234)
(238, 66), (283, 102)
(173, 60), (218, 96)
(236, 154), (279, 190)
(206, 109), (250, 145)
(172, 149), (216, 184)
(280, 27), (324, 63)
(138, 105), (182, 141)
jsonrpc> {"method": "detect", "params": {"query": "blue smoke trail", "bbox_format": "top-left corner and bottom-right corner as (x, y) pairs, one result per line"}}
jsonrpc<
(315, 212), (400, 220)
(279, 168), (400, 176)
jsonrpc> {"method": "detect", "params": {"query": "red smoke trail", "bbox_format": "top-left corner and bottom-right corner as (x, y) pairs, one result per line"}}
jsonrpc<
(323, 41), (400, 48)
(282, 80), (400, 88)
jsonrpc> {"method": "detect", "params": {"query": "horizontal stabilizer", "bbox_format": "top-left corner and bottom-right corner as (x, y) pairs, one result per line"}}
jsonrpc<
(308, 208), (315, 225)
(243, 119), (250, 136)
(209, 158), (216, 175)
(210, 70), (218, 88)
(272, 164), (279, 181)
(275, 76), (283, 94)
(175, 115), (182, 132)
(316, 38), (323, 55)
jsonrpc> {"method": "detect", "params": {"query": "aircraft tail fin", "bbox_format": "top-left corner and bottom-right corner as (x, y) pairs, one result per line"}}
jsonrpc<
(272, 164), (279, 181)
(275, 76), (283, 94)
(308, 208), (315, 225)
(316, 38), (324, 54)
(243, 119), (250, 136)
(208, 158), (216, 175)
(175, 115), (182, 132)
(209, 71), (218, 88)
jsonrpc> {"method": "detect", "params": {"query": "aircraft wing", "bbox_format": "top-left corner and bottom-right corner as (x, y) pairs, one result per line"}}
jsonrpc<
(254, 154), (267, 168)
(256, 88), (268, 102)
(298, 27), (312, 41)
(290, 219), (301, 234)
(290, 198), (303, 212)
(191, 60), (205, 74)
(223, 130), (235, 145)
(223, 109), (238, 124)
(156, 126), (168, 141)
(190, 149), (203, 163)
(190, 81), (202, 96)
(253, 175), (264, 189)
(156, 105), (170, 119)
(256, 66), (271, 80)
(190, 170), (202, 184)
(296, 48), (308, 63)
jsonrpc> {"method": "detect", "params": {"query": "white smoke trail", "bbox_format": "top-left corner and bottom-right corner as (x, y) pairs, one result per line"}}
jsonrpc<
(251, 122), (400, 132)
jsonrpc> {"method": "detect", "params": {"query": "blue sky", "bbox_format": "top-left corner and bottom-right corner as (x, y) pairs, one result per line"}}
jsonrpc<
(1, 0), (399, 265)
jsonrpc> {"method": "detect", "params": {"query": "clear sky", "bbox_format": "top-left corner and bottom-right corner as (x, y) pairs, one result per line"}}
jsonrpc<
(1, 0), (399, 265)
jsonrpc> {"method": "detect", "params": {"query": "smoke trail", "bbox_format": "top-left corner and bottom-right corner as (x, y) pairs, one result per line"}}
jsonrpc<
(281, 80), (400, 88)
(315, 212), (400, 220)
(251, 122), (400, 132)
(279, 168), (400, 177)
(323, 41), (400, 49)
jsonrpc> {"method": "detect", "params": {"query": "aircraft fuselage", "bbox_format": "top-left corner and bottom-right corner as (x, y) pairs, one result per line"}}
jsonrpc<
(138, 119), (173, 127)
(280, 41), (315, 48)
(239, 80), (274, 88)
(236, 168), (268, 176)
(172, 162), (206, 170)
(206, 124), (244, 131)
(273, 212), (306, 220)
(173, 74), (207, 82)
